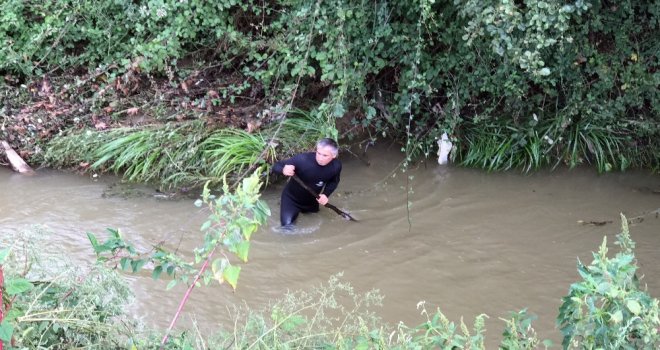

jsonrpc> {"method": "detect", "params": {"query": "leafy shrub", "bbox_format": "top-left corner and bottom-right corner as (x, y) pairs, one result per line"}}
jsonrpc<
(4, 0), (657, 173)
(0, 227), (136, 349)
(558, 214), (660, 348)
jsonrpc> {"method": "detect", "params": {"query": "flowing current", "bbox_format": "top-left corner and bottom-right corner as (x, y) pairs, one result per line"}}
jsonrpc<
(2, 144), (659, 346)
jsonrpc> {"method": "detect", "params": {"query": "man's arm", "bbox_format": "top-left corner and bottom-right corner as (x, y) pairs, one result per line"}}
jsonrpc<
(322, 162), (342, 196)
(272, 156), (298, 176)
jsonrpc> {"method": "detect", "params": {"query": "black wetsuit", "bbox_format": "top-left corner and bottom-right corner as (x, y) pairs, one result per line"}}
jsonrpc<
(272, 152), (342, 226)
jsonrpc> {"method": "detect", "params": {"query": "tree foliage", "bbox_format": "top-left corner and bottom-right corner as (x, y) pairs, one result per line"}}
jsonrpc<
(1, 0), (658, 172)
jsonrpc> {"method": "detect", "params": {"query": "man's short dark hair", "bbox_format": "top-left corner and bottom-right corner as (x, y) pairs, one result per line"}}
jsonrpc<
(317, 138), (339, 156)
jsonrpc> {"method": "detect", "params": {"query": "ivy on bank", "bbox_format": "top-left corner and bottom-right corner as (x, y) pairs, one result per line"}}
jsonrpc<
(1, 0), (658, 176)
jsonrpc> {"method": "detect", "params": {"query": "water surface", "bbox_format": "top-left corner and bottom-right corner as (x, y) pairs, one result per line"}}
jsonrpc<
(1, 146), (659, 346)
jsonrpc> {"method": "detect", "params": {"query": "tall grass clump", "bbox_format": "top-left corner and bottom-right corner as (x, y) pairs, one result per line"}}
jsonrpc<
(40, 110), (335, 189)
(197, 128), (276, 185)
(456, 116), (636, 173)
(457, 120), (555, 172)
(265, 108), (337, 156)
(42, 121), (209, 188)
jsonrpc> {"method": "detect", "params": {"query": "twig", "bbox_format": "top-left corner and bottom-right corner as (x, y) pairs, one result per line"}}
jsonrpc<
(160, 245), (218, 349)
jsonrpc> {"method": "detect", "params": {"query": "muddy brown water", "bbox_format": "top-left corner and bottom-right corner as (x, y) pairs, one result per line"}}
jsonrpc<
(2, 146), (659, 347)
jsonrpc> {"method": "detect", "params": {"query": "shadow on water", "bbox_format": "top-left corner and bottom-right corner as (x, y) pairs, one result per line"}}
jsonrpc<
(1, 143), (659, 347)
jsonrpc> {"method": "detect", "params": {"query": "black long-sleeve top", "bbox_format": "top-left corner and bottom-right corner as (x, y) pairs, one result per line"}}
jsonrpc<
(272, 152), (342, 209)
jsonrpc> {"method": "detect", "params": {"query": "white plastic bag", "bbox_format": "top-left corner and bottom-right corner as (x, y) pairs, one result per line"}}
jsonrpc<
(437, 133), (452, 165)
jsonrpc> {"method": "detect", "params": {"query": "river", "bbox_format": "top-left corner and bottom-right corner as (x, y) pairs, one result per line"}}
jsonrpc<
(1, 143), (659, 347)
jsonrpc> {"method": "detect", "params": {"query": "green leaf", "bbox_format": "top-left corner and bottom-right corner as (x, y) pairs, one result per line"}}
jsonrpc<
(0, 248), (9, 263)
(0, 320), (14, 342)
(237, 217), (257, 240)
(5, 278), (34, 295)
(333, 103), (345, 117)
(108, 228), (121, 239)
(211, 258), (227, 282)
(5, 308), (23, 322)
(626, 300), (642, 315)
(87, 232), (100, 253)
(120, 257), (131, 271)
(200, 220), (212, 232)
(610, 310), (623, 324)
(355, 336), (370, 350)
(131, 259), (146, 273)
(152, 265), (163, 280)
(166, 279), (178, 290)
(223, 265), (241, 290)
(235, 241), (250, 262)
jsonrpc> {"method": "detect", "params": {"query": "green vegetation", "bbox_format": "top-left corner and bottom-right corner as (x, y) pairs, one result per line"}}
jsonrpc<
(0, 0), (657, 186)
(1, 1), (659, 347)
(39, 111), (331, 189)
(557, 215), (660, 349)
(0, 227), (136, 349)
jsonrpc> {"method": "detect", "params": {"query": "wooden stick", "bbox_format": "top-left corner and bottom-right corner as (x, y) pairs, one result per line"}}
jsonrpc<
(291, 175), (357, 222)
(1, 141), (34, 175)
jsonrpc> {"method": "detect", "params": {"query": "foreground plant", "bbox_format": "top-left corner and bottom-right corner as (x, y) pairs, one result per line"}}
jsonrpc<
(558, 214), (660, 349)
(87, 170), (270, 347)
(0, 228), (134, 349)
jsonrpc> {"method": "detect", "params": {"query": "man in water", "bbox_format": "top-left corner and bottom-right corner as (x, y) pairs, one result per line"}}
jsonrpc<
(272, 138), (342, 227)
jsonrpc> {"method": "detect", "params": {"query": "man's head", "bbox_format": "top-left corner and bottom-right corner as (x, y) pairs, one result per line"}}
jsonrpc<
(315, 138), (338, 166)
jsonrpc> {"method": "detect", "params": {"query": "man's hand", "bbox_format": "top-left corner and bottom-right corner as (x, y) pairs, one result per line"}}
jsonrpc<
(282, 164), (295, 176)
(317, 194), (329, 206)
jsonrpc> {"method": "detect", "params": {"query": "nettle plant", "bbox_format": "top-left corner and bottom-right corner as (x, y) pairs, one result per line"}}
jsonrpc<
(558, 214), (660, 349)
(87, 170), (270, 346)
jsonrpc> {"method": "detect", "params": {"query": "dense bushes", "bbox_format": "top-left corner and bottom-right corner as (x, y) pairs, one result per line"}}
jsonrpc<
(1, 0), (658, 174)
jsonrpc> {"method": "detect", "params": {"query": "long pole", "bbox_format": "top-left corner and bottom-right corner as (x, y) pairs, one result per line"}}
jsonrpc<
(290, 175), (357, 222)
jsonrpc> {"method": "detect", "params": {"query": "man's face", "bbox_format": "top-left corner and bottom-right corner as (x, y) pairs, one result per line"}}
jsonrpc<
(315, 145), (337, 166)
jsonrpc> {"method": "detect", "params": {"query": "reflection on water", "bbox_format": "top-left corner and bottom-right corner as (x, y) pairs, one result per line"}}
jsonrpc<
(1, 146), (659, 347)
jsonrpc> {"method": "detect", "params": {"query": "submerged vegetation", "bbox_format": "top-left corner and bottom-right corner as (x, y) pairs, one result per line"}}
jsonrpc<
(2, 212), (658, 348)
(0, 0), (657, 186)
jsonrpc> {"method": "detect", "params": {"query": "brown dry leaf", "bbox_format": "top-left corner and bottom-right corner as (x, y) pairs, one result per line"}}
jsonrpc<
(127, 107), (140, 115)
(40, 77), (52, 96)
(208, 90), (219, 98)
(181, 81), (189, 93)
(115, 79), (128, 95)
(246, 119), (262, 133)
(103, 106), (113, 114)
(95, 121), (108, 130)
